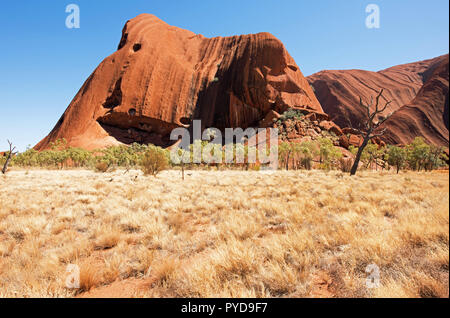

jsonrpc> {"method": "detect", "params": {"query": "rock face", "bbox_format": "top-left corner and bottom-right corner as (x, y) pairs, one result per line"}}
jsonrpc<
(380, 56), (449, 147)
(35, 14), (321, 150)
(307, 55), (449, 146)
(274, 111), (344, 146)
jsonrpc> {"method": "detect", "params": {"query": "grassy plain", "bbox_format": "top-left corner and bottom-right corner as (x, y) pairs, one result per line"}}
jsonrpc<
(0, 169), (448, 298)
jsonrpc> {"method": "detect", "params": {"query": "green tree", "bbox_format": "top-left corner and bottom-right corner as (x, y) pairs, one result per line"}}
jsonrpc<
(318, 137), (342, 170)
(278, 142), (292, 170)
(298, 141), (319, 170)
(425, 144), (447, 171)
(67, 147), (93, 167)
(406, 137), (431, 171)
(387, 146), (407, 174)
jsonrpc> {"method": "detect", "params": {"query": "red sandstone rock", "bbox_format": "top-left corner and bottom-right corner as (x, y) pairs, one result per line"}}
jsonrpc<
(259, 110), (281, 128)
(380, 56), (449, 147)
(338, 135), (350, 149)
(302, 110), (329, 122)
(287, 131), (298, 140)
(339, 147), (354, 159)
(370, 137), (386, 148)
(319, 121), (343, 136)
(348, 134), (363, 147)
(341, 128), (360, 136)
(308, 55), (449, 146)
(35, 14), (322, 150)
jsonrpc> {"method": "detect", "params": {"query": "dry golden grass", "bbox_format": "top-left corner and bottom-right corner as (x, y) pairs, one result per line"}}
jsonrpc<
(0, 169), (448, 298)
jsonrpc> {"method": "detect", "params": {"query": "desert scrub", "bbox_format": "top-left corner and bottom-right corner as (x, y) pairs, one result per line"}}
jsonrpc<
(94, 161), (111, 173)
(7, 138), (448, 173)
(0, 170), (447, 298)
(140, 145), (169, 176)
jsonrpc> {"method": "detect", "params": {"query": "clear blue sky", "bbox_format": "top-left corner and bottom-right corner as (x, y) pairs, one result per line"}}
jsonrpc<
(0, 0), (448, 151)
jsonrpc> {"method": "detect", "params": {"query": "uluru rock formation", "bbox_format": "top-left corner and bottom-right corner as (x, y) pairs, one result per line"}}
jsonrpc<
(307, 55), (449, 147)
(380, 56), (449, 147)
(35, 14), (322, 150)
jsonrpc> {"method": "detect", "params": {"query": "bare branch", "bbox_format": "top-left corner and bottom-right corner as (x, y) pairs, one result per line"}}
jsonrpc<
(370, 128), (387, 138)
(351, 88), (392, 176)
(374, 89), (384, 113)
(378, 100), (392, 114)
(355, 128), (366, 137)
(360, 97), (371, 119)
(373, 112), (394, 129)
(2, 140), (16, 174)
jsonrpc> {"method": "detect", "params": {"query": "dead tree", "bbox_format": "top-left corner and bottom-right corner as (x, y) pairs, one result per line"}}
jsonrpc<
(2, 140), (17, 174)
(350, 89), (393, 176)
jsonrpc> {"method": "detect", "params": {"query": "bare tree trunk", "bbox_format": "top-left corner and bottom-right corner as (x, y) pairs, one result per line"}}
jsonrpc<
(2, 140), (16, 174)
(349, 89), (393, 176)
(350, 137), (370, 176)
(2, 155), (12, 174)
(286, 152), (290, 171)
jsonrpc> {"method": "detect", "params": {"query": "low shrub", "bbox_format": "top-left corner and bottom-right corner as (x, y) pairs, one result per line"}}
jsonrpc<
(95, 161), (110, 173)
(140, 146), (169, 176)
(339, 158), (353, 173)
